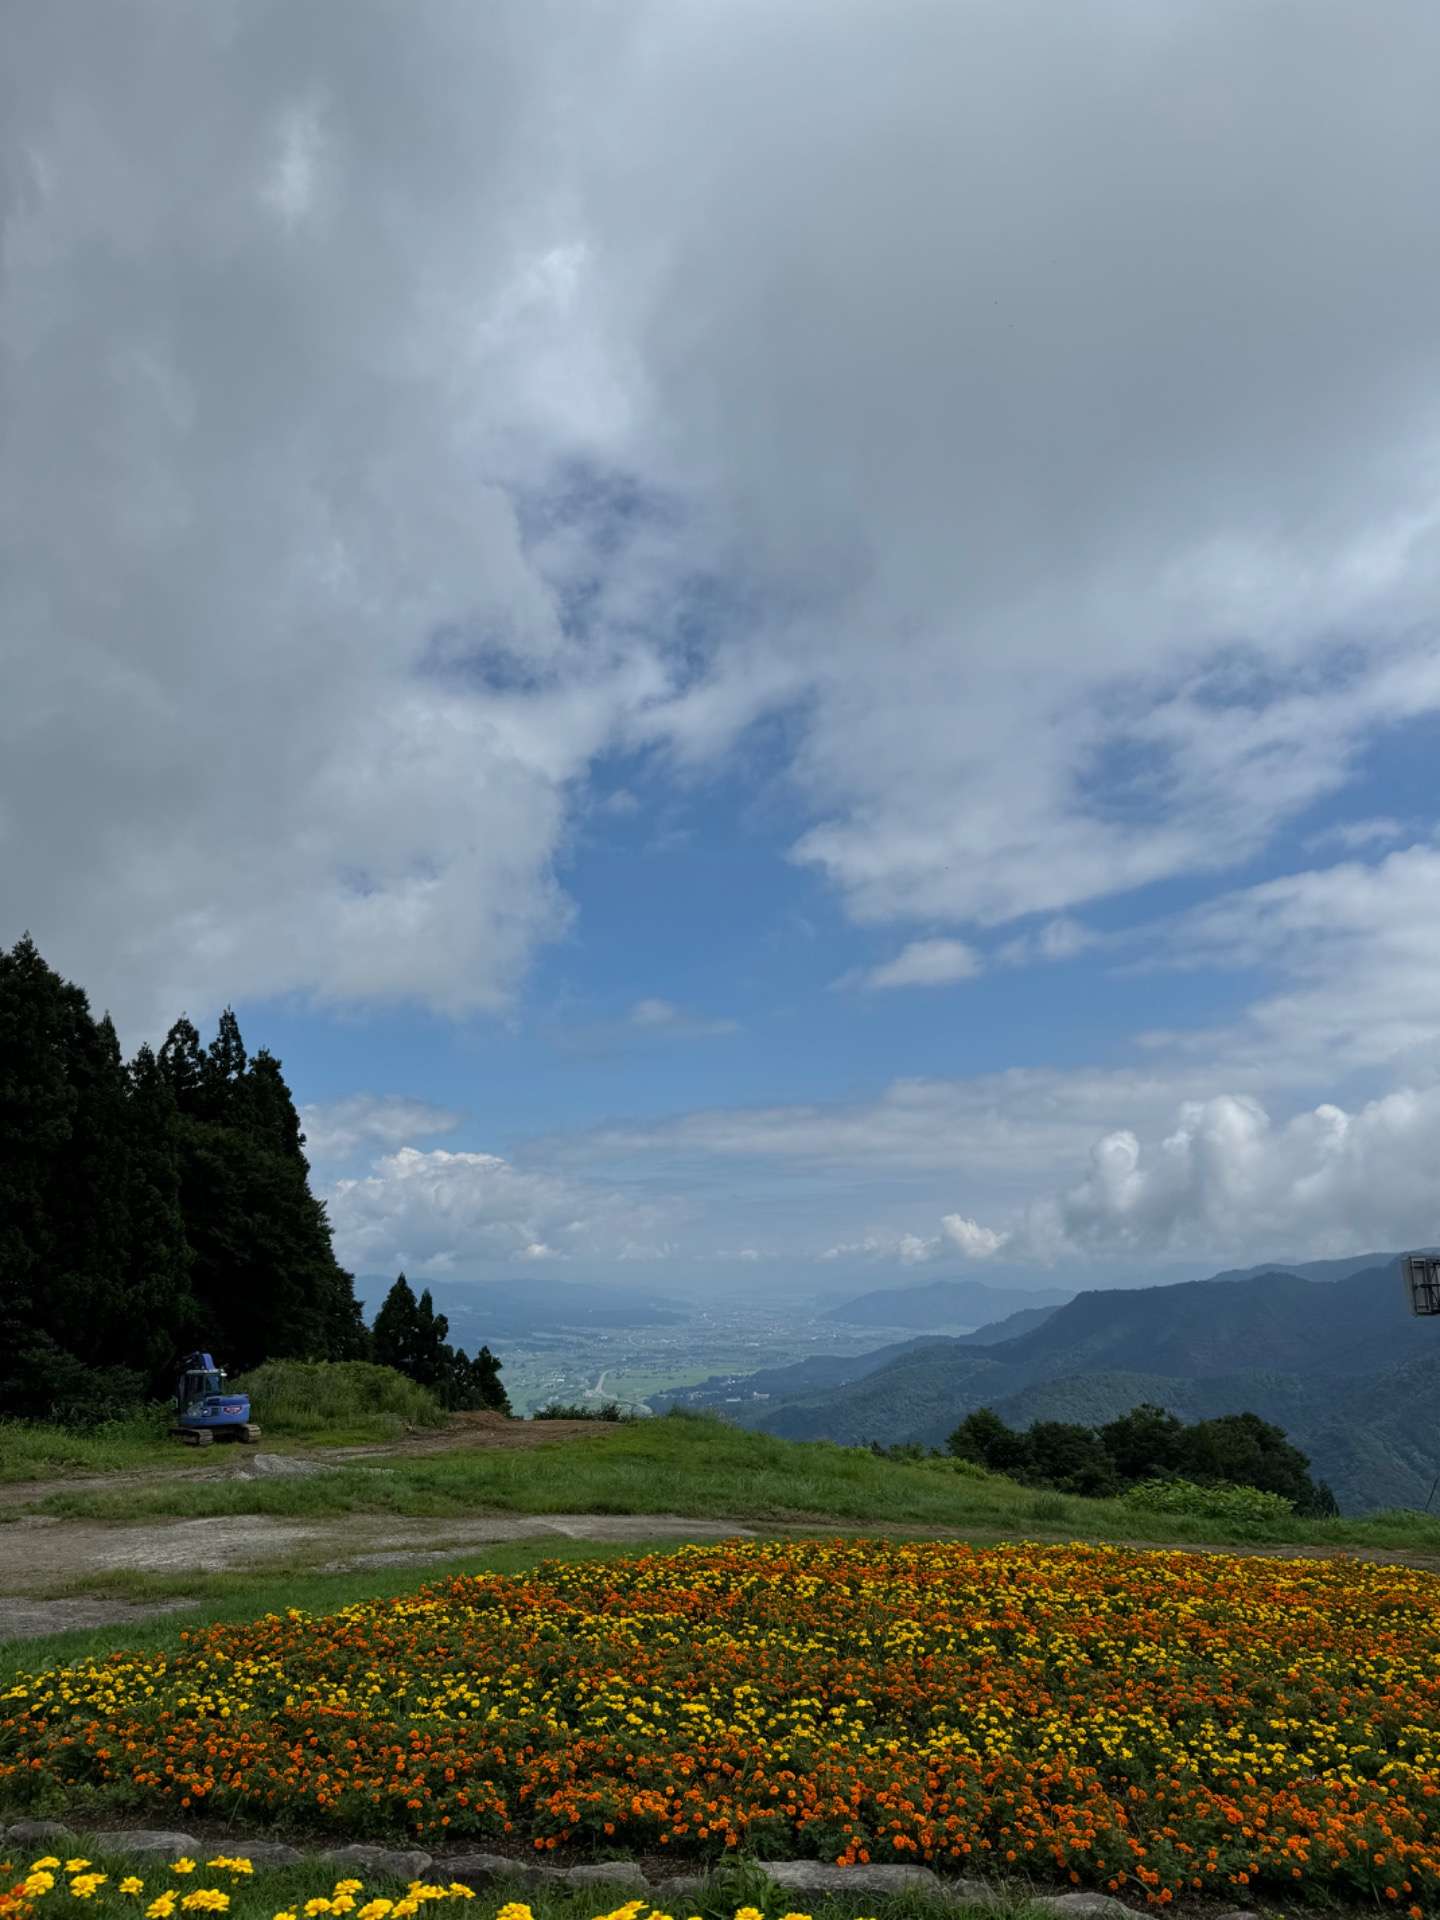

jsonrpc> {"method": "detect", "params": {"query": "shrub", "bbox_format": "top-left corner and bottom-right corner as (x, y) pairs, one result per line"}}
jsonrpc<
(1120, 1476), (1295, 1525)
(533, 1400), (632, 1422)
(232, 1360), (446, 1438)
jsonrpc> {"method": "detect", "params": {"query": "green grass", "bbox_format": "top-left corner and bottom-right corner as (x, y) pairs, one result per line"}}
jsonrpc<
(0, 1414), (177, 1484)
(233, 1361), (447, 1444)
(23, 1411), (1440, 1554)
(0, 1365), (446, 1486)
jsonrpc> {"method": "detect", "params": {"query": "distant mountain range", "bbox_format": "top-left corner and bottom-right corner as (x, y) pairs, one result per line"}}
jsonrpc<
(729, 1258), (1440, 1512)
(824, 1278), (1073, 1329)
(354, 1274), (686, 1336)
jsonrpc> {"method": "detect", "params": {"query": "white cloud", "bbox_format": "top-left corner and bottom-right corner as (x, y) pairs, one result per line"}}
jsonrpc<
(630, 998), (681, 1026)
(300, 1094), (464, 1165)
(940, 1214), (1009, 1260)
(859, 939), (983, 991)
(1164, 842), (1440, 1076)
(10, 3), (1440, 1040)
(987, 1088), (1440, 1263)
(1303, 816), (1410, 855)
(821, 1231), (939, 1266)
(328, 1144), (677, 1276)
(627, 998), (738, 1036)
(997, 917), (1098, 967)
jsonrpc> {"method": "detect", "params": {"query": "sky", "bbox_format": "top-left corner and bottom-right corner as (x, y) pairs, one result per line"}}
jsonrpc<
(6, 1), (1440, 1298)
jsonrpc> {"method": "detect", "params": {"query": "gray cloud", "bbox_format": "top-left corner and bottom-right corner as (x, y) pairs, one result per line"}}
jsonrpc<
(8, 2), (1440, 1040)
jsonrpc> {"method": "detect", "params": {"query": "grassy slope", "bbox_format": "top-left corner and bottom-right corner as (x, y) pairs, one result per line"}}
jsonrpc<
(0, 1365), (449, 1483)
(19, 1414), (1440, 1554)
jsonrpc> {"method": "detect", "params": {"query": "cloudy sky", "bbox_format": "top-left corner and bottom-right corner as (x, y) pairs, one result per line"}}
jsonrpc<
(7, 1), (1440, 1294)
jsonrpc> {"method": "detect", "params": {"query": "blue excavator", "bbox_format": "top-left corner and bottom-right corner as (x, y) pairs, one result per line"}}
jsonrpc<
(171, 1351), (261, 1446)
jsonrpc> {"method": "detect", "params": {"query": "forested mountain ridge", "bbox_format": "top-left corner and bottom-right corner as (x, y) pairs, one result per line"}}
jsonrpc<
(824, 1277), (1071, 1328)
(746, 1261), (1440, 1510)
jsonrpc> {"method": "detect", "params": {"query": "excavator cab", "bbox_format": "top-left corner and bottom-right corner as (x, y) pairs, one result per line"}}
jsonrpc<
(171, 1350), (261, 1445)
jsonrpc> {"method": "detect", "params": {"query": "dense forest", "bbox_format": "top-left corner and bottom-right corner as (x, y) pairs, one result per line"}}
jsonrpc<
(947, 1402), (1337, 1513)
(0, 936), (506, 1420)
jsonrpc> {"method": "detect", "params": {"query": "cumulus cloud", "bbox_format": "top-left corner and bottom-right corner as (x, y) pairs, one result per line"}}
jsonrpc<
(940, 1214), (1009, 1260)
(298, 1094), (464, 1166)
(328, 1144), (676, 1275)
(986, 1089), (1440, 1263)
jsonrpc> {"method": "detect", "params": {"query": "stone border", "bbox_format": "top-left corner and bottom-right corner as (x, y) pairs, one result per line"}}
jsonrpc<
(1, 1823), (1256, 1920)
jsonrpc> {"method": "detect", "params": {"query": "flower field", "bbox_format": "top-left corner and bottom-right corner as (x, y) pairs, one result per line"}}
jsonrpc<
(3, 1540), (1440, 1912)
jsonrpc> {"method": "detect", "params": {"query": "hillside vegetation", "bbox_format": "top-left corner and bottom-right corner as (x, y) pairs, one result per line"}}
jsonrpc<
(234, 1359), (448, 1441)
(741, 1262), (1440, 1511)
(824, 1278), (1070, 1329)
(23, 1411), (1440, 1554)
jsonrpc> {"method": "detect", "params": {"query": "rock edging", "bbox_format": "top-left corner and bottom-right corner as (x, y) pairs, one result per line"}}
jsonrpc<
(0, 1823), (1254, 1920)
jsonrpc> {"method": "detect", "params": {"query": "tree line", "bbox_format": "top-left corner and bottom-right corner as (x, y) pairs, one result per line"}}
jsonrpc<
(946, 1401), (1337, 1514)
(0, 936), (507, 1421)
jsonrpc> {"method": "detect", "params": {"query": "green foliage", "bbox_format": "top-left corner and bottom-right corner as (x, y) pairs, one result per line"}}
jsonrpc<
(371, 1273), (511, 1414)
(160, 1010), (368, 1369)
(0, 1410), (173, 1482)
(232, 1359), (447, 1439)
(534, 1399), (631, 1421)
(0, 938), (369, 1419)
(1120, 1476), (1296, 1525)
(949, 1398), (1332, 1512)
(0, 937), (194, 1416)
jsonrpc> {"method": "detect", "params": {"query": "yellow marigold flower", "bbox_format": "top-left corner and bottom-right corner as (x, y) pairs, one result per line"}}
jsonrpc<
(170, 1863), (198, 1877)
(303, 1902), (333, 1917)
(445, 1889), (474, 1902)
(180, 1893), (230, 1913)
(69, 1874), (107, 1899)
(357, 1903), (393, 1920)
(31, 1860), (61, 1873)
(63, 1863), (90, 1875)
(23, 1873), (56, 1898)
(273, 1911), (299, 1920)
(391, 1901), (418, 1917)
(120, 1880), (145, 1897)
(147, 1897), (177, 1920)
(333, 1885), (364, 1898)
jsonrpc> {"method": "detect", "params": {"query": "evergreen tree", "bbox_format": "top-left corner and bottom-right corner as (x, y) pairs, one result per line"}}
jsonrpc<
(164, 1015), (367, 1369)
(373, 1274), (424, 1377)
(0, 938), (192, 1414)
(157, 1015), (206, 1114)
(371, 1274), (509, 1413)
